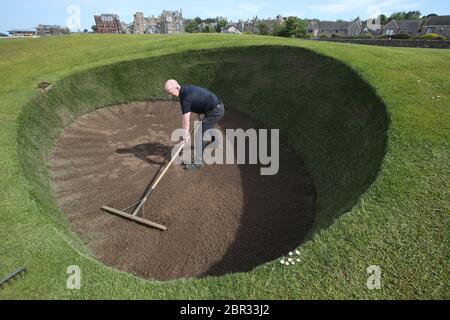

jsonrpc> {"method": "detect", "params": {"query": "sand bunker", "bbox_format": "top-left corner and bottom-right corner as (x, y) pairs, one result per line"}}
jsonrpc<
(49, 101), (316, 281)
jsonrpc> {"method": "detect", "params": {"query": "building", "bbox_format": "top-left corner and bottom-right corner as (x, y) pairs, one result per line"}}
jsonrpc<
(94, 14), (123, 34)
(382, 19), (422, 36)
(242, 16), (260, 33)
(144, 15), (161, 34)
(222, 26), (242, 34)
(361, 20), (383, 35)
(7, 29), (36, 37)
(160, 10), (184, 34)
(133, 12), (145, 34)
(423, 15), (450, 38)
(121, 22), (133, 34)
(307, 18), (362, 38)
(36, 25), (70, 36)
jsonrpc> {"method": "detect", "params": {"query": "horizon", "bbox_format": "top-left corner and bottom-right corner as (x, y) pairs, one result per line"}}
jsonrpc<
(1, 0), (450, 33)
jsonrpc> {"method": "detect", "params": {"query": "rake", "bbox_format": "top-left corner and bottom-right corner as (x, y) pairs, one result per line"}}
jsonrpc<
(102, 125), (197, 231)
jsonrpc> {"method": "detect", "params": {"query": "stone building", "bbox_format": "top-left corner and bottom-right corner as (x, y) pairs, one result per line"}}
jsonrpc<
(222, 26), (242, 34)
(145, 15), (161, 34)
(121, 22), (133, 34)
(423, 15), (450, 38)
(133, 12), (145, 34)
(307, 18), (362, 38)
(36, 25), (70, 36)
(160, 10), (184, 34)
(94, 14), (123, 34)
(382, 19), (422, 36)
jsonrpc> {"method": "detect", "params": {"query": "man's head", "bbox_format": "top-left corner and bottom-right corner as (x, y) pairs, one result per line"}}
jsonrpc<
(164, 79), (181, 98)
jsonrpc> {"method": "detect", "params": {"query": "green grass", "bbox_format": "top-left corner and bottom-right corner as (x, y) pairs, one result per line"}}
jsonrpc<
(0, 34), (449, 299)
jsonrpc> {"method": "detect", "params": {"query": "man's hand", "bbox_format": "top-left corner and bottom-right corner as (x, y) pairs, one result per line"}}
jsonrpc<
(181, 112), (191, 142)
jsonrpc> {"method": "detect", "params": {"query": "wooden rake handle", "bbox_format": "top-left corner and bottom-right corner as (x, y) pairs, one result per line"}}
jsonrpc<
(131, 124), (197, 216)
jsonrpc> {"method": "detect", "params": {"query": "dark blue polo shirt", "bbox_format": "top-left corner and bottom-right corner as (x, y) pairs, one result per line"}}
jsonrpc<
(179, 85), (222, 115)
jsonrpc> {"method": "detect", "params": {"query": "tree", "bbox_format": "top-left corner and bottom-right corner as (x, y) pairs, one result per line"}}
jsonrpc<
(185, 20), (199, 33)
(405, 11), (422, 19)
(380, 14), (387, 25)
(282, 16), (307, 38)
(83, 29), (88, 33)
(273, 21), (286, 37)
(202, 25), (211, 33)
(389, 11), (422, 22)
(216, 19), (227, 33)
(194, 17), (202, 25)
(91, 25), (97, 33)
(258, 22), (270, 35)
(389, 12), (406, 21)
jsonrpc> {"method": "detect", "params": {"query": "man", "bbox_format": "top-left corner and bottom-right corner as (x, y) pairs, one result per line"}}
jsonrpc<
(164, 79), (225, 172)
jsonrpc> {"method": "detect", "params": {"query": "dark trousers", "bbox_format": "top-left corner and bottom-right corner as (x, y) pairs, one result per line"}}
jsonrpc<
(195, 103), (225, 163)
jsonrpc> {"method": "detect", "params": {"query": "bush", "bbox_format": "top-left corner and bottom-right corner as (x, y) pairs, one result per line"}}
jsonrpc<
(356, 33), (374, 39)
(416, 33), (446, 40)
(319, 34), (328, 39)
(380, 33), (410, 40)
(304, 34), (313, 39)
(331, 34), (340, 39)
(393, 33), (411, 39)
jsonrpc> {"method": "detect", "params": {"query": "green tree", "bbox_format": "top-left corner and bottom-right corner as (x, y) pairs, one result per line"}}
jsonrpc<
(258, 22), (270, 35)
(405, 11), (422, 19)
(185, 21), (199, 33)
(282, 16), (307, 38)
(202, 25), (211, 33)
(194, 17), (202, 25)
(273, 21), (286, 37)
(216, 19), (227, 33)
(389, 11), (422, 22)
(91, 25), (97, 33)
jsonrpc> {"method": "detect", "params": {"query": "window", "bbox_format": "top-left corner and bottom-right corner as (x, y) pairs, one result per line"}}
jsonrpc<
(426, 27), (435, 34)
(385, 29), (395, 36)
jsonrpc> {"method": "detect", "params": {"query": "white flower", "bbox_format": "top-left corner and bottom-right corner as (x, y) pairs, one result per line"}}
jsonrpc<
(296, 258), (301, 262)
(288, 258), (293, 262)
(295, 250), (300, 255)
(289, 252), (293, 256)
(280, 260), (285, 265)
(292, 261), (295, 265)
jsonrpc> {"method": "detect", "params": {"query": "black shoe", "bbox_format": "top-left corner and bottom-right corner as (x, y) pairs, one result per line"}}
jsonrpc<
(184, 163), (204, 172)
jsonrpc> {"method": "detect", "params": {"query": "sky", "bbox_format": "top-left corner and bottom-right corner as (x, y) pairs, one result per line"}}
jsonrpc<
(1, 0), (449, 33)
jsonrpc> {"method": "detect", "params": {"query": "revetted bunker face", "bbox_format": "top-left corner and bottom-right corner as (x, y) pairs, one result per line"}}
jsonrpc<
(17, 46), (389, 280)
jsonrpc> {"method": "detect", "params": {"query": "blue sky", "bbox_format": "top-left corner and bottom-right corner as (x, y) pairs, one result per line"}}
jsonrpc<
(1, 0), (449, 33)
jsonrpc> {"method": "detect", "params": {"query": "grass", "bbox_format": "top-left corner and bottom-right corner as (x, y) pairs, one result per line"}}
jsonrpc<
(0, 34), (449, 299)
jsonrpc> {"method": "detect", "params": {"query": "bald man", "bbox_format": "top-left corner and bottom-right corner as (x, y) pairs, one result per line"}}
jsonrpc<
(165, 80), (225, 172)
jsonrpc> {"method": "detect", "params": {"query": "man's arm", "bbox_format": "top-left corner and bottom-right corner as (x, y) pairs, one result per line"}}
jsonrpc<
(182, 112), (190, 141)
